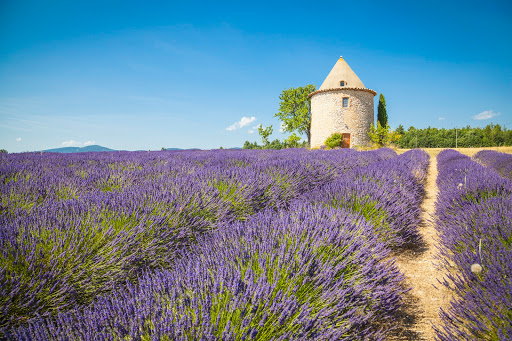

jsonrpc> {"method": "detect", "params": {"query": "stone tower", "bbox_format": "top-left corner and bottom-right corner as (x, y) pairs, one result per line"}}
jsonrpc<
(309, 56), (376, 148)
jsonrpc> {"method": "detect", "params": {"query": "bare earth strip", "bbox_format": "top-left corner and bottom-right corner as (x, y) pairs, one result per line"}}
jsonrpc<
(390, 152), (451, 340)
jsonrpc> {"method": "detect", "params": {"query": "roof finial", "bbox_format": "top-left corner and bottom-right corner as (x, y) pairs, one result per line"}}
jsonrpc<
(339, 55), (343, 59)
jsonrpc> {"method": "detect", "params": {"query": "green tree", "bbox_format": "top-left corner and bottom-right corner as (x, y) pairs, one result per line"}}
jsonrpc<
(0, 149), (7, 154)
(368, 121), (401, 147)
(284, 133), (301, 148)
(377, 94), (388, 127)
(257, 124), (273, 146)
(492, 124), (504, 146)
(394, 123), (512, 148)
(243, 141), (260, 149)
(274, 84), (317, 147)
(266, 139), (284, 150)
(396, 124), (405, 135)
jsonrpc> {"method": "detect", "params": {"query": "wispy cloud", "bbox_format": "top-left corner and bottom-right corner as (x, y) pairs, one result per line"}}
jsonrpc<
(226, 116), (256, 131)
(248, 124), (262, 134)
(15, 137), (22, 142)
(61, 140), (96, 147)
(0, 96), (105, 132)
(438, 117), (445, 121)
(61, 140), (82, 147)
(473, 110), (500, 120)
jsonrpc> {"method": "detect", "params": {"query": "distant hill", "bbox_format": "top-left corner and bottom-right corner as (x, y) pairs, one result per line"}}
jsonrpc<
(42, 146), (241, 153)
(43, 145), (115, 153)
(163, 148), (201, 151)
(163, 147), (241, 150)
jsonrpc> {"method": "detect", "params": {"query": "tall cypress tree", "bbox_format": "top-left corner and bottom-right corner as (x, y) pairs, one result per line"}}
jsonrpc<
(377, 94), (388, 127)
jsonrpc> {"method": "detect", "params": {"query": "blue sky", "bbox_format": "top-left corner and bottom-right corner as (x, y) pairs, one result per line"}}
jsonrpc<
(1, 0), (511, 152)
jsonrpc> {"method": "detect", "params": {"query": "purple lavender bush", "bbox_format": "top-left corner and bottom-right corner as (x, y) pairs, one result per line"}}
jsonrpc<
(435, 149), (512, 340)
(436, 150), (512, 213)
(473, 149), (512, 179)
(0, 182), (222, 329)
(298, 150), (429, 248)
(7, 204), (406, 340)
(0, 148), (395, 330)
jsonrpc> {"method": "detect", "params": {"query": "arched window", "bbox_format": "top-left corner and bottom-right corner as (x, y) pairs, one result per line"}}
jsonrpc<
(340, 81), (345, 86)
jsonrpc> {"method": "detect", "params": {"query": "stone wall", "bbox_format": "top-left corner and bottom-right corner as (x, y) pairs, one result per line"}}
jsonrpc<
(310, 89), (374, 148)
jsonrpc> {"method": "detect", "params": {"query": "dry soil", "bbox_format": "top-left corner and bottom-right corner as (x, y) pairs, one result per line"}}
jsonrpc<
(390, 151), (450, 340)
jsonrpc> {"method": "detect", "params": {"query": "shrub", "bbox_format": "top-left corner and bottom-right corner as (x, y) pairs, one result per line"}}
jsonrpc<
(325, 133), (343, 149)
(8, 205), (406, 340)
(473, 149), (512, 179)
(434, 149), (512, 340)
(368, 122), (401, 147)
(284, 133), (301, 148)
(0, 148), (397, 331)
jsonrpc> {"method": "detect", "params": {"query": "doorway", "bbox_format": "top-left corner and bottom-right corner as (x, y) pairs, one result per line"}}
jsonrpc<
(342, 133), (351, 148)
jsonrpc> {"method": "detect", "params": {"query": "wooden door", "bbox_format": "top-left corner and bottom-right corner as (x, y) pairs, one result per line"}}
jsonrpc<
(342, 133), (351, 148)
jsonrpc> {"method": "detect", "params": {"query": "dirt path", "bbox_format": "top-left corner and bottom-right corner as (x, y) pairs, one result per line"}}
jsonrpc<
(391, 153), (451, 340)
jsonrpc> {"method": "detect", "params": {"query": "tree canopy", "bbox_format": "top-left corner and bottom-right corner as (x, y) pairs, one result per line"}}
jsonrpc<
(257, 124), (273, 146)
(368, 122), (401, 147)
(242, 138), (307, 150)
(377, 94), (387, 127)
(274, 84), (316, 146)
(284, 133), (301, 148)
(395, 124), (512, 148)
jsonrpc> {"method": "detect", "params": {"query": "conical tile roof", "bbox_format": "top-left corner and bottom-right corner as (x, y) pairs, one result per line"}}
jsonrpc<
(319, 56), (365, 90)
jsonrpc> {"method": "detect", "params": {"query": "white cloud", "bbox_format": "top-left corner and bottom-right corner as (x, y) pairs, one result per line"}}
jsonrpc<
(61, 140), (96, 147)
(248, 130), (255, 134)
(15, 137), (22, 142)
(279, 122), (286, 132)
(226, 116), (256, 131)
(61, 140), (82, 147)
(438, 117), (445, 121)
(239, 117), (256, 128)
(473, 110), (500, 120)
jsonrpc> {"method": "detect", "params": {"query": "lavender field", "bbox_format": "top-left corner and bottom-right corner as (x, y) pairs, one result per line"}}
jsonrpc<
(473, 149), (512, 180)
(0, 148), (509, 340)
(435, 150), (512, 340)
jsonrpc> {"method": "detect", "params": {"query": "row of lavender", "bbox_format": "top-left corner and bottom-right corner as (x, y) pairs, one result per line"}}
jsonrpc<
(473, 149), (512, 180)
(0, 148), (395, 331)
(5, 149), (429, 340)
(434, 150), (512, 340)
